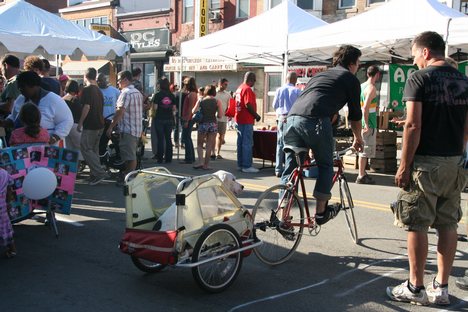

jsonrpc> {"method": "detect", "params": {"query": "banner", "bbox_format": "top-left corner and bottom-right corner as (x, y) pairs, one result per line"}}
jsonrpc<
(199, 0), (208, 37)
(388, 64), (417, 112)
(2, 145), (79, 223)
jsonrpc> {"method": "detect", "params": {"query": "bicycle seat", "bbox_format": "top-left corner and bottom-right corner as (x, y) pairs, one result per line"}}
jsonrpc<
(283, 145), (308, 155)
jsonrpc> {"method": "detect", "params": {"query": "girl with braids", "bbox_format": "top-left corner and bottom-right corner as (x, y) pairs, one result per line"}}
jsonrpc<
(9, 103), (50, 146)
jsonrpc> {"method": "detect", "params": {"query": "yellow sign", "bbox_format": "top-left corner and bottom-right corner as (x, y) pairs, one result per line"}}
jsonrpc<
(90, 24), (111, 36)
(199, 0), (208, 37)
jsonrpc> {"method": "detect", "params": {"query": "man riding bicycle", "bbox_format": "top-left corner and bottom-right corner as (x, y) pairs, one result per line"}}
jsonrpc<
(282, 45), (364, 225)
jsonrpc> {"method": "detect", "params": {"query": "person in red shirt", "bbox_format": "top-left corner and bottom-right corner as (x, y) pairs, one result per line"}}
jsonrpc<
(9, 102), (49, 146)
(235, 72), (261, 173)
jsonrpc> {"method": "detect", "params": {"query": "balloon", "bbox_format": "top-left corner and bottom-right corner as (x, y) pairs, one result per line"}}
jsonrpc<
(23, 167), (57, 200)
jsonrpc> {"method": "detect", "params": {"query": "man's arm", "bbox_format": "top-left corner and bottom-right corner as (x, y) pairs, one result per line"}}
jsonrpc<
(246, 103), (261, 122)
(349, 119), (363, 152)
(77, 104), (90, 132)
(395, 100), (422, 188)
(361, 85), (376, 132)
(51, 98), (74, 143)
(0, 98), (13, 115)
(106, 106), (125, 138)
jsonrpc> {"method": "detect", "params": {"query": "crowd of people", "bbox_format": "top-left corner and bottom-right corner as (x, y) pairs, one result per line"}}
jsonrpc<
(1, 30), (468, 307)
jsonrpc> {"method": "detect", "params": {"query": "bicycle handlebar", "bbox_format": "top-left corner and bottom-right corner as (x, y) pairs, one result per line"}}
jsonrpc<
(334, 147), (356, 157)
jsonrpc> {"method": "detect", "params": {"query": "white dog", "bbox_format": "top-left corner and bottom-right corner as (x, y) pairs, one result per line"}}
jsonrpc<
(153, 170), (244, 231)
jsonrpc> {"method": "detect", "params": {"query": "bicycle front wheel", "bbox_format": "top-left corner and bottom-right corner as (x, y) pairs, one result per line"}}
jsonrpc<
(339, 176), (358, 244)
(252, 184), (304, 266)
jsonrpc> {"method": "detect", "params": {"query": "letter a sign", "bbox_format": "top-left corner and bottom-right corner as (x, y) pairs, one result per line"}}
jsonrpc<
(200, 0), (208, 37)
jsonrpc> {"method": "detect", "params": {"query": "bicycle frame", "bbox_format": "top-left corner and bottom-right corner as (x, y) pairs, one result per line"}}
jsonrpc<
(280, 148), (350, 229)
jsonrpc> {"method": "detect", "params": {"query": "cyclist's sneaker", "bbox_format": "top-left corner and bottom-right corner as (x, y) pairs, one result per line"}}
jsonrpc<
(426, 277), (450, 305)
(315, 203), (341, 225)
(356, 174), (375, 184)
(386, 280), (429, 305)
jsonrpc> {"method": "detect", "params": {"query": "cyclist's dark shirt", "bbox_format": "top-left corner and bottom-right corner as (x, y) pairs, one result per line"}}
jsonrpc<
(403, 65), (468, 156)
(288, 65), (362, 121)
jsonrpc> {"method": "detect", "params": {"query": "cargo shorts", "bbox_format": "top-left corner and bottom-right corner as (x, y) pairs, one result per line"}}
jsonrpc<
(393, 155), (466, 232)
(358, 128), (376, 158)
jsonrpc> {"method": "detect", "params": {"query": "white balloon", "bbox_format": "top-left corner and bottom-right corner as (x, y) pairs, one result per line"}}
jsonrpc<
(23, 167), (58, 200)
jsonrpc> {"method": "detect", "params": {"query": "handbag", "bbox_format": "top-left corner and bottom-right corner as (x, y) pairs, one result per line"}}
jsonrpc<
(192, 109), (203, 123)
(225, 98), (236, 118)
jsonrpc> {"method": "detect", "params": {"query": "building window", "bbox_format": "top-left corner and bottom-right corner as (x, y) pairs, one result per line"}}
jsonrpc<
(339, 0), (355, 8)
(73, 16), (109, 28)
(462, 0), (468, 14)
(237, 0), (249, 18)
(211, 0), (220, 10)
(265, 73), (282, 114)
(184, 0), (194, 23)
(297, 0), (314, 10)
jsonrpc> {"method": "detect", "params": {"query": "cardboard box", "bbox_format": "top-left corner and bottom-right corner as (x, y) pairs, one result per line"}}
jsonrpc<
(343, 155), (359, 169)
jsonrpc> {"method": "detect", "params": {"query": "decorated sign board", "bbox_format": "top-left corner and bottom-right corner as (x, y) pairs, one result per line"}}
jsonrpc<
(1, 145), (78, 223)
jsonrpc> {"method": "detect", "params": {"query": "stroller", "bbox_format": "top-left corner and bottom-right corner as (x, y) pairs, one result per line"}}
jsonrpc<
(99, 116), (149, 173)
(118, 167), (261, 293)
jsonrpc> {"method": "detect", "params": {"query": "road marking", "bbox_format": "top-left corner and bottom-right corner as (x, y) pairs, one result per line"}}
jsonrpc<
(228, 279), (329, 312)
(54, 215), (84, 227)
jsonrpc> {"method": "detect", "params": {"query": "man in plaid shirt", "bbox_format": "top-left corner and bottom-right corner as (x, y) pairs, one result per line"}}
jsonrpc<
(107, 70), (143, 185)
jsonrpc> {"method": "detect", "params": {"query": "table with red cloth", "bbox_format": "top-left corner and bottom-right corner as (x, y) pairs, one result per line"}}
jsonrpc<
(252, 130), (277, 168)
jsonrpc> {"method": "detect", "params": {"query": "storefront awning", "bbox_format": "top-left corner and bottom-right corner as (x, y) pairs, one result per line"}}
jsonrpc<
(130, 51), (171, 62)
(62, 60), (110, 76)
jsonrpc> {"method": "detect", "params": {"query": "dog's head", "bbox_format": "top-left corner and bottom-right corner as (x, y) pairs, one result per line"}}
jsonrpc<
(213, 170), (244, 196)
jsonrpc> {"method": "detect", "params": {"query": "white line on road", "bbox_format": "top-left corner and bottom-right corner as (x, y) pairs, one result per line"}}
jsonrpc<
(228, 279), (329, 312)
(54, 215), (84, 227)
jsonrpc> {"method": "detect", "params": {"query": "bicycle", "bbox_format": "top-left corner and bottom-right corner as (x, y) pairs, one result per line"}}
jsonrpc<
(252, 146), (357, 265)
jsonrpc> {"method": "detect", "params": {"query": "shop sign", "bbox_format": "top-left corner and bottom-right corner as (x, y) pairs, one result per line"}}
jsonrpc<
(388, 64), (417, 112)
(164, 57), (237, 72)
(122, 28), (169, 53)
(289, 66), (327, 89)
(459, 62), (468, 76)
(90, 24), (112, 36)
(199, 0), (208, 37)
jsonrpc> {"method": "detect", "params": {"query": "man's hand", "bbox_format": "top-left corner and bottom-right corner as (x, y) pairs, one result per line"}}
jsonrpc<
(362, 125), (370, 134)
(254, 113), (261, 122)
(77, 124), (83, 133)
(106, 126), (113, 138)
(395, 166), (411, 189)
(352, 137), (364, 153)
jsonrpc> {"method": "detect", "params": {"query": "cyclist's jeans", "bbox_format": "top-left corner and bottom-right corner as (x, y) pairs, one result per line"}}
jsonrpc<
(281, 116), (334, 201)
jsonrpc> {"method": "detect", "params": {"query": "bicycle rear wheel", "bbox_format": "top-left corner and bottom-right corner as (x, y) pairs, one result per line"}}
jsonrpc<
(252, 184), (304, 265)
(339, 176), (358, 243)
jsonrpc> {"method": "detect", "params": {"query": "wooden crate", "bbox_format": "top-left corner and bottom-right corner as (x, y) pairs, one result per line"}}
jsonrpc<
(343, 154), (369, 170)
(376, 130), (397, 145)
(370, 158), (397, 173)
(374, 145), (397, 159)
(343, 155), (359, 169)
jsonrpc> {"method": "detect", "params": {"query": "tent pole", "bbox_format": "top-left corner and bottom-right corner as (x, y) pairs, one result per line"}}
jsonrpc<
(282, 35), (289, 84)
(55, 55), (60, 77)
(445, 17), (452, 57)
(176, 55), (184, 159)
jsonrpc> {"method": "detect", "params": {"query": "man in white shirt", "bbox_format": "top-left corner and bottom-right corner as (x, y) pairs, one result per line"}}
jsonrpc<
(0, 71), (73, 145)
(213, 78), (231, 160)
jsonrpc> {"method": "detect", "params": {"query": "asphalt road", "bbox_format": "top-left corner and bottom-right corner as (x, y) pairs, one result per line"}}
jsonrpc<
(1, 130), (468, 312)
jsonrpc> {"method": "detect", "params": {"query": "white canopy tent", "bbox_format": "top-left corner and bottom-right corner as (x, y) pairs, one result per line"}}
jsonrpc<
(181, 1), (327, 79)
(447, 16), (468, 53)
(288, 0), (466, 62)
(0, 0), (129, 60)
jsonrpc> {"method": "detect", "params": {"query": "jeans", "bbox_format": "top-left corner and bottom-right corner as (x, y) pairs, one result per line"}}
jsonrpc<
(236, 123), (254, 169)
(275, 115), (287, 174)
(181, 119), (195, 162)
(155, 119), (173, 163)
(281, 116), (334, 201)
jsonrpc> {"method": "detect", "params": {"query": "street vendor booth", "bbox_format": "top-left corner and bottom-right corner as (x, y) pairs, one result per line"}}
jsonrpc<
(0, 0), (129, 67)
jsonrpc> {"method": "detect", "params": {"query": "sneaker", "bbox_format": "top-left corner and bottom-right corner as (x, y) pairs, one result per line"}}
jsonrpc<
(386, 280), (429, 305)
(216, 155), (223, 159)
(89, 174), (109, 186)
(210, 155), (216, 160)
(356, 174), (375, 184)
(275, 172), (282, 178)
(426, 278), (450, 305)
(242, 167), (259, 173)
(315, 203), (341, 225)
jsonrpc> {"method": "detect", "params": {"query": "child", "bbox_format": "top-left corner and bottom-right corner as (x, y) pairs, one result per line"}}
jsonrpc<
(9, 103), (50, 146)
(0, 168), (16, 258)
